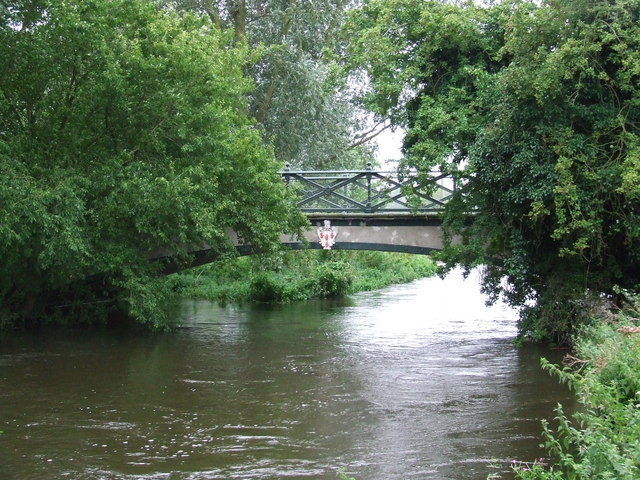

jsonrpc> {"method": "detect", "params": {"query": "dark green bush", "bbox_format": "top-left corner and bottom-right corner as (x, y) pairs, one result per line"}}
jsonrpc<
(249, 272), (305, 303)
(311, 261), (353, 297)
(514, 292), (640, 480)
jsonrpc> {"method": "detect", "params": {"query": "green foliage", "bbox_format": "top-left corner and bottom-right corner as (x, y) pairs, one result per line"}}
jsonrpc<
(0, 0), (305, 328)
(175, 250), (436, 304)
(348, 0), (640, 343)
(311, 261), (353, 297)
(248, 271), (309, 303)
(350, 250), (437, 292)
(513, 295), (640, 480)
(166, 0), (374, 168)
(247, 258), (353, 302)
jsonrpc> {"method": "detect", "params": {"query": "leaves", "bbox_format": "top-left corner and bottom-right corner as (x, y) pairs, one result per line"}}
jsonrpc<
(0, 0), (306, 327)
(166, 0), (371, 168)
(517, 309), (640, 479)
(349, 0), (640, 343)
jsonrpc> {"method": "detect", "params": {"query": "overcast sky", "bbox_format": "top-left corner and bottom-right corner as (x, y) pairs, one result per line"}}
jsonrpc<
(375, 127), (404, 166)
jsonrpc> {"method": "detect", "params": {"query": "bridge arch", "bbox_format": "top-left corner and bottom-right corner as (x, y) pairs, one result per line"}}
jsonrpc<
(161, 217), (444, 274)
(278, 242), (439, 256)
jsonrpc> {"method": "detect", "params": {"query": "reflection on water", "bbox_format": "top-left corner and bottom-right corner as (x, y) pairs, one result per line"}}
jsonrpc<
(0, 269), (573, 480)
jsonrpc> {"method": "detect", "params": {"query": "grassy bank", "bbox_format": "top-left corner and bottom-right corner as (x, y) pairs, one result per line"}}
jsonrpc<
(169, 250), (437, 304)
(508, 291), (640, 479)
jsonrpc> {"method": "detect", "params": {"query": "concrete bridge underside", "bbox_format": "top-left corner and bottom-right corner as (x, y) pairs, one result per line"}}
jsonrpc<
(229, 215), (446, 256)
(281, 216), (445, 255)
(160, 216), (445, 274)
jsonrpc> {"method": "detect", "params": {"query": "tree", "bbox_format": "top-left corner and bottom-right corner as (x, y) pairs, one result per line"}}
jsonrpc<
(0, 0), (306, 328)
(347, 0), (640, 343)
(164, 0), (376, 169)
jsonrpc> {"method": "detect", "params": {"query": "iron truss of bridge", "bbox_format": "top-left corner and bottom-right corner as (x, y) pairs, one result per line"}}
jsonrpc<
(281, 163), (454, 217)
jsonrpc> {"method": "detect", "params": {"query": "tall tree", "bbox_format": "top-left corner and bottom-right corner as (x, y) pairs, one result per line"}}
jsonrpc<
(165, 0), (376, 168)
(0, 0), (306, 328)
(347, 0), (640, 343)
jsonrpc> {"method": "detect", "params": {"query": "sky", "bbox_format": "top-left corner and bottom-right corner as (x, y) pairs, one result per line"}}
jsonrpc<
(375, 127), (404, 167)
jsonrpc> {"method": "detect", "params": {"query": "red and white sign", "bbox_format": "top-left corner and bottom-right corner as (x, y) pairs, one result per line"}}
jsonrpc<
(317, 220), (338, 250)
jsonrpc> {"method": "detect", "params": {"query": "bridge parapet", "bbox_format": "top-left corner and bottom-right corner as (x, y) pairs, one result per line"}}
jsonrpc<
(281, 164), (454, 215)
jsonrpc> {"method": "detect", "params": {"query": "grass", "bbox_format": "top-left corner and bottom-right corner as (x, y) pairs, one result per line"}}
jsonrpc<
(169, 249), (437, 305)
(500, 289), (640, 480)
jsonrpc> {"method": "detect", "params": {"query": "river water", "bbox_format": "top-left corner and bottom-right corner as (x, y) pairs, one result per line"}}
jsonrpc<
(0, 270), (573, 480)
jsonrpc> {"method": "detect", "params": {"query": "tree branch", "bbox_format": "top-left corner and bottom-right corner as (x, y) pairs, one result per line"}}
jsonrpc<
(253, 0), (296, 124)
(348, 122), (393, 150)
(229, 0), (247, 42)
(197, 0), (223, 29)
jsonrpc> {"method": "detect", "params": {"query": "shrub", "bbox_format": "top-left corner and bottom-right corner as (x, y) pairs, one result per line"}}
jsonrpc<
(311, 261), (354, 297)
(249, 272), (292, 303)
(514, 292), (640, 480)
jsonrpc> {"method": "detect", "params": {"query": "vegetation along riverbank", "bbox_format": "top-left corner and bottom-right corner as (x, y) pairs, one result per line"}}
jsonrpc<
(485, 291), (640, 480)
(169, 250), (437, 305)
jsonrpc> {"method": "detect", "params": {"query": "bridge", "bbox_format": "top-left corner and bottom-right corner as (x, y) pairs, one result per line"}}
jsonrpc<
(235, 164), (454, 255)
(160, 166), (455, 273)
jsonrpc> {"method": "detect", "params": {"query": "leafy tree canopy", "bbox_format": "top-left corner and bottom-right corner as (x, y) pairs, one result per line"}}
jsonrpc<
(164, 0), (377, 168)
(347, 0), (640, 343)
(0, 0), (306, 328)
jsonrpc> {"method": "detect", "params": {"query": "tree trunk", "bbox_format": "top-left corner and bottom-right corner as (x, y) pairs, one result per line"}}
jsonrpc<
(230, 0), (247, 43)
(202, 0), (223, 29)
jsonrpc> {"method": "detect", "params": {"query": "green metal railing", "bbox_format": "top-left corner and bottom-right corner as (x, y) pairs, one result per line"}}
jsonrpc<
(281, 163), (454, 214)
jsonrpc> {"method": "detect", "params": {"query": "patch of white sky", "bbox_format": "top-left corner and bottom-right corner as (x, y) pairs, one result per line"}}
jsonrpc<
(374, 126), (404, 167)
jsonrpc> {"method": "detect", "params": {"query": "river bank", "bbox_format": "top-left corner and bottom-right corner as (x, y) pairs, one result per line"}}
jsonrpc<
(508, 291), (640, 480)
(170, 250), (438, 305)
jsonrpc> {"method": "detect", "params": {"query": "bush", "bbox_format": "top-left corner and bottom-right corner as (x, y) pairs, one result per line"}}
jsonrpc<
(311, 261), (353, 297)
(248, 272), (307, 303)
(513, 291), (640, 480)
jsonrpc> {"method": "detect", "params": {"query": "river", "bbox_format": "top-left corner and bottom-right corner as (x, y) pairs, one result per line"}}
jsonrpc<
(0, 269), (573, 480)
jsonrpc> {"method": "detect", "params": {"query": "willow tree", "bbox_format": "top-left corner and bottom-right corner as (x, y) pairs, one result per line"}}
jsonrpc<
(347, 0), (640, 343)
(165, 0), (375, 168)
(0, 0), (306, 328)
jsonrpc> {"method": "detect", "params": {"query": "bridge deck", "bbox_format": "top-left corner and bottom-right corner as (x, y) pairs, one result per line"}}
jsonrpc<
(303, 213), (443, 226)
